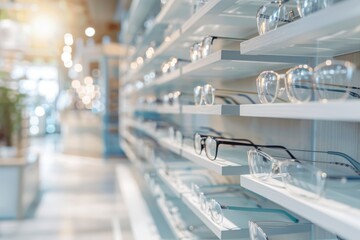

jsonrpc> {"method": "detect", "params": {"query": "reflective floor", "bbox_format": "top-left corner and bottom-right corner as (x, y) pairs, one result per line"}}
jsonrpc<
(0, 135), (132, 240)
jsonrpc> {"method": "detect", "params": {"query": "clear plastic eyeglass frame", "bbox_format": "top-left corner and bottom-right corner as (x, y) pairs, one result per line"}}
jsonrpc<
(199, 197), (299, 225)
(190, 183), (296, 226)
(193, 84), (257, 106)
(296, 0), (342, 17)
(247, 149), (360, 199)
(190, 36), (245, 62)
(256, 0), (299, 35)
(256, 60), (358, 104)
(248, 221), (312, 240)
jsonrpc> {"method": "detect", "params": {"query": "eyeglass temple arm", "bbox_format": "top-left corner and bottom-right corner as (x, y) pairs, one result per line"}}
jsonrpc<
(327, 151), (360, 171)
(289, 148), (360, 171)
(215, 138), (256, 145)
(217, 94), (256, 104)
(209, 36), (249, 44)
(258, 145), (297, 159)
(294, 84), (360, 99)
(217, 89), (287, 103)
(221, 205), (299, 223)
(215, 140), (296, 159)
(216, 95), (240, 104)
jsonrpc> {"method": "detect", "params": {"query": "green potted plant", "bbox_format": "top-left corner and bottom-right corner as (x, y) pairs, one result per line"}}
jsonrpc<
(0, 86), (26, 149)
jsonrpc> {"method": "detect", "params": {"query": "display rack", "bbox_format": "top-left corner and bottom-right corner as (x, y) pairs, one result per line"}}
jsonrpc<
(240, 0), (360, 56)
(241, 175), (360, 240)
(120, 0), (360, 239)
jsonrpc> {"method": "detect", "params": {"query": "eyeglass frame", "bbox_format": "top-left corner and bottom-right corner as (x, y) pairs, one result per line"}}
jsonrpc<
(193, 133), (296, 161)
(256, 60), (359, 104)
(194, 84), (257, 105)
(247, 148), (360, 198)
(198, 196), (299, 225)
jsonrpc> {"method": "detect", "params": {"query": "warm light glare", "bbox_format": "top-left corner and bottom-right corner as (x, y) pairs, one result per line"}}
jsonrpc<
(85, 85), (95, 94)
(130, 62), (138, 70)
(82, 95), (91, 105)
(35, 106), (45, 117)
(71, 79), (81, 89)
(61, 52), (71, 62)
(84, 76), (93, 85)
(63, 46), (72, 53)
(85, 27), (95, 37)
(32, 15), (57, 37)
(64, 60), (73, 68)
(74, 64), (83, 73)
(145, 47), (154, 59)
(30, 116), (39, 125)
(64, 33), (74, 45)
(30, 126), (40, 135)
(136, 57), (144, 65)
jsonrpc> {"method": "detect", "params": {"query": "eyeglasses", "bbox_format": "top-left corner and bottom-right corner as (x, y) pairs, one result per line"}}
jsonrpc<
(193, 133), (296, 161)
(162, 91), (193, 106)
(256, 0), (299, 35)
(248, 221), (312, 240)
(256, 60), (358, 104)
(168, 127), (194, 147)
(190, 183), (297, 225)
(248, 149), (360, 199)
(190, 36), (244, 62)
(296, 0), (342, 17)
(160, 57), (189, 74)
(193, 84), (257, 105)
(161, 57), (179, 74)
(200, 196), (298, 225)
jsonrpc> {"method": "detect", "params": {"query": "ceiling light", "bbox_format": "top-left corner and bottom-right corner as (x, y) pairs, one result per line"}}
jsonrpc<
(85, 27), (95, 37)
(74, 64), (83, 73)
(64, 33), (74, 45)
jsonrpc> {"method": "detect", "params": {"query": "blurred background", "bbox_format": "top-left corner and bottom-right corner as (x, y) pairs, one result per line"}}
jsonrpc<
(0, 0), (133, 154)
(0, 1), (136, 239)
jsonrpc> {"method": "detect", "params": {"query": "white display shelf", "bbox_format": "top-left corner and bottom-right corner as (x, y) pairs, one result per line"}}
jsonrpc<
(116, 165), (161, 240)
(240, 175), (360, 240)
(181, 0), (267, 41)
(122, 130), (137, 147)
(139, 69), (181, 93)
(159, 138), (182, 156)
(148, 0), (270, 65)
(182, 50), (312, 81)
(157, 169), (183, 198)
(156, 197), (218, 240)
(152, 29), (183, 60)
(124, 0), (160, 44)
(156, 0), (192, 25)
(240, 101), (360, 122)
(181, 145), (249, 176)
(155, 198), (188, 239)
(182, 104), (240, 115)
(121, 141), (138, 166)
(126, 0), (192, 67)
(241, 0), (360, 56)
(153, 69), (181, 88)
(182, 193), (247, 239)
(157, 105), (182, 114)
(136, 105), (181, 114)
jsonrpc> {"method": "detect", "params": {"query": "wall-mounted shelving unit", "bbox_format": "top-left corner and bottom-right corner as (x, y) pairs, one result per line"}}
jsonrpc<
(119, 0), (360, 239)
(240, 175), (360, 240)
(240, 0), (360, 56)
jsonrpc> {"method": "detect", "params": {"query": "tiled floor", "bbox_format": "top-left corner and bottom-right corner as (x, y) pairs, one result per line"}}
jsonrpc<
(0, 135), (132, 240)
